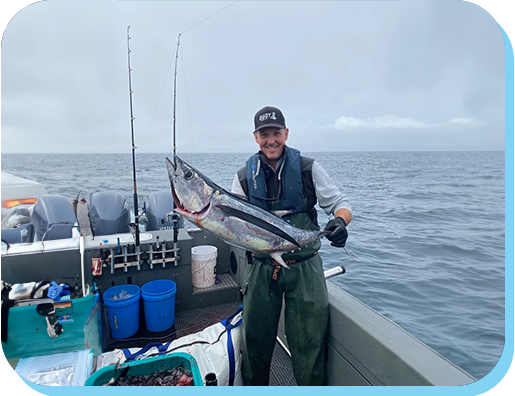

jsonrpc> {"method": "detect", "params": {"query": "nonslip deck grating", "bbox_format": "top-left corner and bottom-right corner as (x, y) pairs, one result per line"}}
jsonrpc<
(174, 300), (242, 338)
(192, 273), (239, 294)
(269, 343), (298, 386)
(176, 301), (297, 386)
(104, 300), (296, 385)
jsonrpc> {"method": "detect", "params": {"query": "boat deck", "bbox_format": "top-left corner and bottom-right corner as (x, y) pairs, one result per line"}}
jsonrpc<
(101, 300), (296, 386)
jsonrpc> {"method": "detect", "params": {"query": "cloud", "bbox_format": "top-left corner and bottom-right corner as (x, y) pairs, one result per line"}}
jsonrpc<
(0, 1), (504, 153)
(332, 114), (430, 130)
(448, 117), (475, 125)
(330, 114), (481, 131)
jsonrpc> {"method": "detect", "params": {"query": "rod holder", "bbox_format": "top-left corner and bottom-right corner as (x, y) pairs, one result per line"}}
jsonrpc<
(324, 265), (346, 280)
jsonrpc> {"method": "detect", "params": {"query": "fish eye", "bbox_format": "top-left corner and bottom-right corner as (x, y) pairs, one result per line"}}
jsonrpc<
(184, 170), (194, 180)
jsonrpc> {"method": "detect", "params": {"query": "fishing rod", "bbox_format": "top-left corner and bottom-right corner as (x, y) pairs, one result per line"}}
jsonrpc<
(171, 33), (182, 247)
(326, 215), (358, 262)
(344, 247), (357, 261)
(172, 33), (181, 165)
(166, 3), (238, 245)
(127, 25), (140, 248)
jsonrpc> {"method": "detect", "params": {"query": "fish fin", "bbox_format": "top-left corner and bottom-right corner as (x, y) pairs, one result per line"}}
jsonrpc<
(235, 193), (250, 201)
(271, 210), (293, 218)
(270, 252), (290, 269)
(217, 204), (301, 248)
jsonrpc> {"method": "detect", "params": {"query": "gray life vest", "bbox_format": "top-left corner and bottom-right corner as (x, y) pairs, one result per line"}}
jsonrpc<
(237, 147), (319, 228)
(245, 146), (303, 213)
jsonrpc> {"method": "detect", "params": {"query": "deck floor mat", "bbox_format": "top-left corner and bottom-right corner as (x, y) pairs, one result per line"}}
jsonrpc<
(103, 300), (296, 385)
(174, 301), (243, 338)
(103, 301), (242, 351)
(269, 342), (297, 386)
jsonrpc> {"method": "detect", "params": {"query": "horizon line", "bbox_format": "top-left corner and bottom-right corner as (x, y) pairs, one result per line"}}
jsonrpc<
(0, 149), (506, 155)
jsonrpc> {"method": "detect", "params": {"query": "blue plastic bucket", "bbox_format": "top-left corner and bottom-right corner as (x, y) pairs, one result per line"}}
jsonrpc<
(141, 280), (177, 332)
(104, 284), (141, 339)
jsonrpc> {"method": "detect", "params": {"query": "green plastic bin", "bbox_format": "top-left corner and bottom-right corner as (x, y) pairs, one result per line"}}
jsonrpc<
(85, 352), (203, 386)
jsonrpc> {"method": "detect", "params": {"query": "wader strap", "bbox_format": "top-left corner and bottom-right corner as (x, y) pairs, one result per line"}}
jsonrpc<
(252, 251), (318, 266)
(252, 252), (319, 297)
(269, 265), (282, 297)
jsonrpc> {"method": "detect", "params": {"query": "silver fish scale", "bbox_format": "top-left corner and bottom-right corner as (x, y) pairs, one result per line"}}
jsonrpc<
(191, 192), (320, 254)
(168, 156), (323, 260)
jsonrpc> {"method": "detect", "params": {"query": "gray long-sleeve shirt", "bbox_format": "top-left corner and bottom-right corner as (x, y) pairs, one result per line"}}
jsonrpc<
(231, 159), (352, 217)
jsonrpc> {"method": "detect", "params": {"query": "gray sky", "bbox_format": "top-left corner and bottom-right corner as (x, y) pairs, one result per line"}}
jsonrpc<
(0, 0), (507, 154)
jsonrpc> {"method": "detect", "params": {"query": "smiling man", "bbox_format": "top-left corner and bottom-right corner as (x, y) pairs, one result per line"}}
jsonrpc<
(252, 109), (289, 167)
(231, 106), (353, 386)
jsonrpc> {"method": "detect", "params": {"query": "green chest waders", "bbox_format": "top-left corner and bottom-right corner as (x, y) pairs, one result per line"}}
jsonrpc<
(241, 199), (329, 386)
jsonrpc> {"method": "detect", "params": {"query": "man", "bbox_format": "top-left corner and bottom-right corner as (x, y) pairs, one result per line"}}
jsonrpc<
(231, 106), (352, 386)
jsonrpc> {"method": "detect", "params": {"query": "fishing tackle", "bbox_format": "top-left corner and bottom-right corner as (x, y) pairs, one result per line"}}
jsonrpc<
(171, 33), (182, 247)
(126, 26), (141, 248)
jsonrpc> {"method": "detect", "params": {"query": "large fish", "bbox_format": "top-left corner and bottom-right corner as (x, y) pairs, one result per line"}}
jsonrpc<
(166, 156), (326, 268)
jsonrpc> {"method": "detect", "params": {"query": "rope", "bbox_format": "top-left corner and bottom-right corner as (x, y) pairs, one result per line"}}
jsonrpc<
(146, 55), (175, 136)
(181, 0), (239, 35)
(146, 0), (240, 140)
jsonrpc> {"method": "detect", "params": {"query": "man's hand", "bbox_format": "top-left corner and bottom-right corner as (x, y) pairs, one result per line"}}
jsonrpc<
(324, 217), (348, 248)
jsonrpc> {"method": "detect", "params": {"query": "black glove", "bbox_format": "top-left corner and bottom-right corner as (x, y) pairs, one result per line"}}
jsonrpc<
(324, 217), (348, 248)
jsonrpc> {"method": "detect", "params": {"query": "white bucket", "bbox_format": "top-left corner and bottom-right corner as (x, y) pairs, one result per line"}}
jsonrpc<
(191, 245), (217, 288)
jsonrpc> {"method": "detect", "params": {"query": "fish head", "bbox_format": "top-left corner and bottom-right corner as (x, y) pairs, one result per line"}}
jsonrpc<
(166, 156), (216, 214)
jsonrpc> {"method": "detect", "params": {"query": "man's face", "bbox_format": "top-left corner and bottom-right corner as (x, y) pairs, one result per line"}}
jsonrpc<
(254, 127), (289, 161)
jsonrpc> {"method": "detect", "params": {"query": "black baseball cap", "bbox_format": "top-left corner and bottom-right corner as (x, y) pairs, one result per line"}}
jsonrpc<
(254, 106), (286, 132)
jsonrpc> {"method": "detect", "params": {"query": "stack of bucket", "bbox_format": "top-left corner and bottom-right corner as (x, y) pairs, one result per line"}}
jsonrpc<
(104, 280), (177, 339)
(103, 244), (217, 339)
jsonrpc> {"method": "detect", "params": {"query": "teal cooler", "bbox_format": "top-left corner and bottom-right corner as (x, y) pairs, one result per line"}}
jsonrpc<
(85, 352), (203, 386)
(2, 294), (102, 360)
(103, 284), (141, 339)
(141, 280), (176, 332)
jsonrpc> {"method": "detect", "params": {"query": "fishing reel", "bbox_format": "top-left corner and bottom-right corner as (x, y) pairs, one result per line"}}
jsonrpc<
(161, 211), (181, 243)
(161, 211), (174, 224)
(137, 211), (148, 227)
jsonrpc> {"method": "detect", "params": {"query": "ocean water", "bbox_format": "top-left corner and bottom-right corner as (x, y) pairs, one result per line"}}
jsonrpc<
(1, 151), (505, 380)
